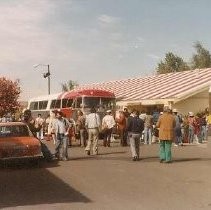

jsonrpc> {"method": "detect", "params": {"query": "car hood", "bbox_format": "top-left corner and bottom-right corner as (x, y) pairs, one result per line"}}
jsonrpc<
(0, 137), (40, 147)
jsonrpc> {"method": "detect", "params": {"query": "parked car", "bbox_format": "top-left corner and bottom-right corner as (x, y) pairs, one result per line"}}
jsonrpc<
(0, 122), (43, 161)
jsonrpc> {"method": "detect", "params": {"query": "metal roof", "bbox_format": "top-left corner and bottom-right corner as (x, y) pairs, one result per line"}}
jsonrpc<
(77, 68), (211, 102)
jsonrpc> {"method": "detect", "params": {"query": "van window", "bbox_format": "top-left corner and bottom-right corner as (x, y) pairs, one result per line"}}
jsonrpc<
(29, 102), (38, 110)
(55, 100), (61, 108)
(39, 101), (48, 110)
(50, 99), (61, 109)
(50, 100), (56, 109)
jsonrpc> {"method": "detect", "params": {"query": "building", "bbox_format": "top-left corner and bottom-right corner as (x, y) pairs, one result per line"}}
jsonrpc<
(77, 68), (211, 115)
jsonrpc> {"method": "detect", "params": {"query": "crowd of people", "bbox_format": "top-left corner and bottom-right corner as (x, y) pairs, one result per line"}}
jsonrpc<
(1, 106), (210, 163)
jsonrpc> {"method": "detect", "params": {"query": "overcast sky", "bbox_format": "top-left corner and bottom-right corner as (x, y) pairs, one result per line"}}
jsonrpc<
(1, 0), (211, 100)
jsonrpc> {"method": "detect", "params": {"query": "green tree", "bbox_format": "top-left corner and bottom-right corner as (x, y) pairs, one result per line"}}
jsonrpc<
(156, 52), (189, 74)
(0, 77), (21, 116)
(61, 80), (78, 92)
(191, 41), (211, 69)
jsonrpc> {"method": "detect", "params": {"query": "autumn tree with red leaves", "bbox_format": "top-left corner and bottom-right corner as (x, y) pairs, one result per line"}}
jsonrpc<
(0, 77), (21, 116)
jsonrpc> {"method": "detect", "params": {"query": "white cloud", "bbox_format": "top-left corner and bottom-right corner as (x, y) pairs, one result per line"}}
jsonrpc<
(147, 53), (160, 60)
(137, 36), (145, 43)
(98, 14), (120, 25)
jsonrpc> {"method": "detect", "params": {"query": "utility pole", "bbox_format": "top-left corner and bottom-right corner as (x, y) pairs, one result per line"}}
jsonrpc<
(34, 64), (51, 95)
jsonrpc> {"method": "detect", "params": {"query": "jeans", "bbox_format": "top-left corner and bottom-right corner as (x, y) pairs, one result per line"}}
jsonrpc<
(201, 125), (207, 142)
(79, 129), (86, 147)
(37, 128), (44, 140)
(144, 127), (152, 144)
(55, 133), (68, 159)
(160, 140), (172, 162)
(175, 136), (182, 145)
(129, 132), (141, 158)
(103, 128), (112, 146)
(188, 126), (194, 143)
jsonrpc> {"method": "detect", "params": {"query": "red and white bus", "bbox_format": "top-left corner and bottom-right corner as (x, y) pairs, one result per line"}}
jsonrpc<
(27, 89), (116, 120)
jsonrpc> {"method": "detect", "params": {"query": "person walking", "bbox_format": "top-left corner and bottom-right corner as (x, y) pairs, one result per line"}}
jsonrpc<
(144, 111), (153, 145)
(45, 114), (50, 138)
(76, 110), (87, 147)
(156, 106), (176, 163)
(188, 112), (196, 144)
(48, 111), (57, 144)
(127, 109), (144, 161)
(201, 112), (208, 142)
(53, 111), (70, 161)
(115, 110), (127, 146)
(85, 107), (101, 155)
(102, 110), (116, 147)
(22, 109), (53, 161)
(172, 109), (183, 146)
(35, 114), (44, 140)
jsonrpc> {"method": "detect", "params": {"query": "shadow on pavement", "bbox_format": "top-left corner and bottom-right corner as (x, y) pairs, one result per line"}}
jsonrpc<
(173, 157), (211, 163)
(0, 160), (91, 208)
(98, 151), (127, 156)
(69, 151), (127, 161)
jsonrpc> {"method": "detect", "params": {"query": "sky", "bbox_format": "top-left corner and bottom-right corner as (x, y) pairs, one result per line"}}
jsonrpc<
(1, 0), (211, 101)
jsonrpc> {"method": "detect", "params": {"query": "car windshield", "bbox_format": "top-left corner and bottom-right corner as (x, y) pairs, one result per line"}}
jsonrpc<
(0, 125), (32, 137)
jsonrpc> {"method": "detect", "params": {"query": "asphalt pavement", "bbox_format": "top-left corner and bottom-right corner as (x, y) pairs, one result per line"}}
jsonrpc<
(0, 138), (211, 210)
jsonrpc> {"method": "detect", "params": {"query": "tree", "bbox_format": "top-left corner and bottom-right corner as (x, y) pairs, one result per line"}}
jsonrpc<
(156, 52), (189, 74)
(191, 41), (211, 69)
(0, 77), (21, 116)
(61, 80), (78, 92)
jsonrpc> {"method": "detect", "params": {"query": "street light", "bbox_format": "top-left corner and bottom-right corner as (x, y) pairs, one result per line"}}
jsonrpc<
(33, 64), (51, 95)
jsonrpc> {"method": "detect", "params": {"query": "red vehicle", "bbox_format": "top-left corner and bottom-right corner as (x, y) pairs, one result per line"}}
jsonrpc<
(0, 122), (43, 161)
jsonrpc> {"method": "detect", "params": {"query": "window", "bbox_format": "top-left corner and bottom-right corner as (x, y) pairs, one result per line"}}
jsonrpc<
(50, 100), (56, 109)
(83, 97), (100, 108)
(75, 97), (82, 108)
(55, 100), (61, 108)
(62, 99), (73, 108)
(29, 102), (38, 110)
(50, 99), (61, 109)
(62, 99), (68, 108)
(67, 99), (73, 107)
(0, 125), (31, 137)
(39, 100), (48, 110)
(101, 98), (115, 109)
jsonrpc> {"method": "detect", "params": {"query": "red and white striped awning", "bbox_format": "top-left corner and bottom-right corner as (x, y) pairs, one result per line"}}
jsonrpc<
(77, 68), (211, 103)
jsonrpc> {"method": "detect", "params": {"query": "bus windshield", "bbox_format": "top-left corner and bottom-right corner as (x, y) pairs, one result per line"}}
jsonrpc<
(101, 98), (115, 109)
(83, 97), (100, 108)
(83, 97), (115, 109)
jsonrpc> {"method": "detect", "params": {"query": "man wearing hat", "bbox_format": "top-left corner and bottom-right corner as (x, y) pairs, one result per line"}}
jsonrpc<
(102, 110), (116, 147)
(53, 110), (70, 161)
(188, 112), (196, 144)
(156, 105), (176, 163)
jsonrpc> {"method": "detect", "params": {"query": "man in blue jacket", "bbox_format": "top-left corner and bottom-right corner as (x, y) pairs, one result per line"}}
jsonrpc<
(127, 109), (144, 161)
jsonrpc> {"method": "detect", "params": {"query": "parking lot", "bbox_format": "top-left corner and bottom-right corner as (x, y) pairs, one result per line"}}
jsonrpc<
(0, 139), (211, 210)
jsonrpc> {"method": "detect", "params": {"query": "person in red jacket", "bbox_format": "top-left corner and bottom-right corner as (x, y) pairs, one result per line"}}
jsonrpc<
(115, 110), (127, 146)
